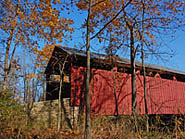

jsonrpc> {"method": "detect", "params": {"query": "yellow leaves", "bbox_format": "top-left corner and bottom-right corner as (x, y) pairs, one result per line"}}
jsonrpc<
(26, 73), (37, 81)
(20, 34), (25, 42)
(152, 8), (161, 16)
(131, 1), (143, 6)
(151, 39), (156, 45)
(98, 36), (102, 43)
(35, 64), (40, 68)
(172, 7), (177, 12)
(52, 0), (57, 5)
(149, 34), (155, 39)
(112, 20), (119, 26)
(11, 20), (18, 29)
(97, 15), (101, 19)
(57, 0), (62, 4)
(51, 75), (61, 82)
(18, 10), (24, 18)
(161, 17), (166, 22)
(156, 11), (161, 16)
(64, 75), (70, 83)
(166, 0), (184, 13)
(76, 1), (88, 10)
(48, 21), (55, 27)
(35, 44), (55, 68)
(0, 24), (7, 31)
(112, 37), (117, 42)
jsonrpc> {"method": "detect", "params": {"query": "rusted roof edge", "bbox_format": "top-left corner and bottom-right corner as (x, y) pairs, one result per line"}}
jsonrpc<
(55, 46), (185, 76)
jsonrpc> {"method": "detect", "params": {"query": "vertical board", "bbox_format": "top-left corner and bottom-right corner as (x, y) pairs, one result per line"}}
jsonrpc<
(71, 66), (185, 115)
(71, 66), (86, 106)
(147, 77), (185, 114)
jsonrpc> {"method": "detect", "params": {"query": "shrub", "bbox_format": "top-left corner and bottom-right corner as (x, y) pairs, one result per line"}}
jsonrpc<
(0, 90), (26, 138)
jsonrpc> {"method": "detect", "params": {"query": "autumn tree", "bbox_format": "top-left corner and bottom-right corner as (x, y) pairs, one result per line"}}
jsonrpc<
(74, 1), (129, 138)
(140, 0), (149, 132)
(105, 35), (120, 116)
(0, 0), (73, 90)
(57, 54), (70, 131)
(1, 0), (20, 89)
(75, 0), (184, 133)
(104, 1), (184, 132)
(123, 0), (184, 118)
(74, 0), (134, 136)
(84, 0), (92, 138)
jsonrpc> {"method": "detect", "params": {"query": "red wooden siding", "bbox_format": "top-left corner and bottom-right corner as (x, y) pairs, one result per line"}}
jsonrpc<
(146, 77), (185, 114)
(71, 66), (185, 115)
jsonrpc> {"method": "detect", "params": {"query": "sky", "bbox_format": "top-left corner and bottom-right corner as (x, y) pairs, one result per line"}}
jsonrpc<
(3, 1), (185, 74)
(61, 4), (185, 73)
(168, 35), (185, 72)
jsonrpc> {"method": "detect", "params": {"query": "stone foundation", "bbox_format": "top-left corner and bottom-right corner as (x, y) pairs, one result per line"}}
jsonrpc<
(29, 99), (79, 129)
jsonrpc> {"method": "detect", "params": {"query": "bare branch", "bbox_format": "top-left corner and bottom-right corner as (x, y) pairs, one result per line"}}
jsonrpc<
(90, 0), (132, 40)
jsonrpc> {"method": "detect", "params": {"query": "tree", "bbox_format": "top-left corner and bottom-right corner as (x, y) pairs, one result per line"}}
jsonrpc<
(140, 0), (149, 132)
(0, 0), (73, 90)
(75, 0), (132, 134)
(105, 36), (120, 117)
(85, 0), (92, 138)
(57, 55), (69, 131)
(75, 0), (131, 137)
(108, 0), (184, 131)
(76, 0), (184, 133)
(1, 0), (21, 89)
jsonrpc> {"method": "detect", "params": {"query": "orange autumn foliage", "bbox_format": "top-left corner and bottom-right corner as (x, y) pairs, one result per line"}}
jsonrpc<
(75, 0), (184, 51)
(35, 44), (55, 68)
(26, 73), (37, 81)
(1, 0), (74, 89)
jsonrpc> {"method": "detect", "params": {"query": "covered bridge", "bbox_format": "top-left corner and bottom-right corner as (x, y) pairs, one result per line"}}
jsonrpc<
(45, 45), (185, 116)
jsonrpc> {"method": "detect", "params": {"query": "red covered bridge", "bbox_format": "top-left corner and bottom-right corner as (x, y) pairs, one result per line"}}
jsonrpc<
(45, 45), (185, 116)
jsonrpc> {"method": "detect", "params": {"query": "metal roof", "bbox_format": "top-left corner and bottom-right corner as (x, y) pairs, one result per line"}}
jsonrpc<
(56, 46), (185, 76)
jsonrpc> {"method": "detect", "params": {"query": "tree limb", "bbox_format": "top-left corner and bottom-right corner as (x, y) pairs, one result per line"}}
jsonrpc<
(90, 0), (132, 40)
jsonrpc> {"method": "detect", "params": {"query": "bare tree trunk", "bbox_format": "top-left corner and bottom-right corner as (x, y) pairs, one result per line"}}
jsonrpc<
(141, 0), (149, 132)
(43, 77), (46, 101)
(130, 28), (137, 116)
(130, 27), (138, 134)
(3, 0), (20, 89)
(58, 55), (68, 132)
(85, 0), (92, 138)
(3, 28), (14, 89)
(26, 79), (33, 126)
(123, 11), (137, 131)
(8, 39), (19, 76)
(112, 59), (118, 116)
(23, 72), (27, 103)
(23, 47), (27, 102)
(58, 71), (63, 131)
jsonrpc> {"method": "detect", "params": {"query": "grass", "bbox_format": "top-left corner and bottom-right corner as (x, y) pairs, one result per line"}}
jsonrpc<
(0, 114), (184, 138)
